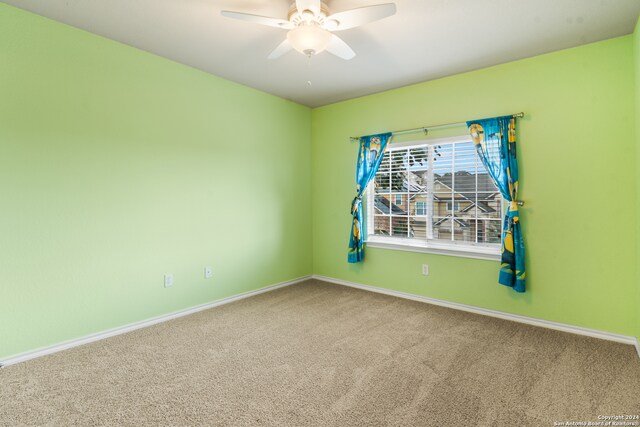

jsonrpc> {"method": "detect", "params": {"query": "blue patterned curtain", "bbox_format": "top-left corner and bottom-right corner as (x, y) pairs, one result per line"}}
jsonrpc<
(348, 133), (392, 263)
(466, 116), (525, 292)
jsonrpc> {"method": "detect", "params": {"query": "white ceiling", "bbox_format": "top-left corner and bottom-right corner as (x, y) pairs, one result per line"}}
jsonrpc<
(4, 0), (640, 107)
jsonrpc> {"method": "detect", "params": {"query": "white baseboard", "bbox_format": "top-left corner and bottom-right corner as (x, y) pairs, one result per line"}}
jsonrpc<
(4, 274), (638, 367)
(312, 275), (640, 354)
(0, 275), (311, 368)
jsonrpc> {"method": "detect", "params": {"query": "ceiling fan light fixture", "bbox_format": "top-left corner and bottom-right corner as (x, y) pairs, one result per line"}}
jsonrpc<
(222, 1), (397, 60)
(287, 24), (332, 56)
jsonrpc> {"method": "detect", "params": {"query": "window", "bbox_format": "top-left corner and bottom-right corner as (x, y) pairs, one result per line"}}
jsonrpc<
(366, 135), (503, 260)
(446, 201), (460, 212)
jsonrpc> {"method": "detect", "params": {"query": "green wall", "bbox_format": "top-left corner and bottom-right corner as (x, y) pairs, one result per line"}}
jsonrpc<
(635, 17), (640, 343)
(2, 3), (639, 361)
(0, 4), (312, 359)
(312, 36), (637, 336)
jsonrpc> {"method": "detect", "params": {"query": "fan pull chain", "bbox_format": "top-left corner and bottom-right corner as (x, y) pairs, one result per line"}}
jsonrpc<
(306, 53), (312, 86)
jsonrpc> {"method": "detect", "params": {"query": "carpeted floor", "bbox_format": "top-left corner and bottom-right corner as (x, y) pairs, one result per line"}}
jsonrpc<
(1, 279), (639, 426)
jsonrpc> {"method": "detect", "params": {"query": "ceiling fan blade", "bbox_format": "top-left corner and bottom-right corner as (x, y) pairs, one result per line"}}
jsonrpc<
(324, 3), (396, 31)
(326, 34), (356, 60)
(296, 0), (321, 15)
(268, 39), (293, 59)
(221, 11), (294, 29)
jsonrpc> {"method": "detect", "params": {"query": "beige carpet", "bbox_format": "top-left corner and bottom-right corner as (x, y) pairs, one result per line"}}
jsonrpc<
(1, 279), (639, 426)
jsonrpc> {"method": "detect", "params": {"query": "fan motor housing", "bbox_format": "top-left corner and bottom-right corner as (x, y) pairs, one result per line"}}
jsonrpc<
(288, 2), (330, 22)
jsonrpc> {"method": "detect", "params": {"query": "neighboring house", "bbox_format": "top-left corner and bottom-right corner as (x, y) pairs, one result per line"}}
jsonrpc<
(372, 170), (502, 244)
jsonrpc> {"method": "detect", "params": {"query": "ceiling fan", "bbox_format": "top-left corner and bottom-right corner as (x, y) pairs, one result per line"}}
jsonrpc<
(221, 0), (397, 60)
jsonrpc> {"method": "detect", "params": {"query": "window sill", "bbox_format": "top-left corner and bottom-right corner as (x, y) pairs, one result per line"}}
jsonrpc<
(365, 238), (501, 261)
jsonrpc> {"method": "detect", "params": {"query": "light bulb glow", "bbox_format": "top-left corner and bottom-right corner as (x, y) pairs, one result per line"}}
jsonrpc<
(287, 24), (332, 56)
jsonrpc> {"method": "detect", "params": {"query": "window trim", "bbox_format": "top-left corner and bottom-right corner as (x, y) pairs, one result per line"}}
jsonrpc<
(366, 237), (501, 261)
(365, 134), (502, 261)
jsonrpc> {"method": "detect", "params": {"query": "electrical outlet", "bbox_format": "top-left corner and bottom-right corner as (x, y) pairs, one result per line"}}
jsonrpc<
(164, 274), (174, 288)
(422, 264), (429, 276)
(204, 266), (213, 279)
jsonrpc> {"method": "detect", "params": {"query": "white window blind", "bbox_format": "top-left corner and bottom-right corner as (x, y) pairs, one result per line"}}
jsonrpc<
(366, 136), (503, 259)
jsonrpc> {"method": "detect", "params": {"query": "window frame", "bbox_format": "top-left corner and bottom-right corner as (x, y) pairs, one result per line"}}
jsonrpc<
(445, 201), (460, 212)
(365, 135), (503, 261)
